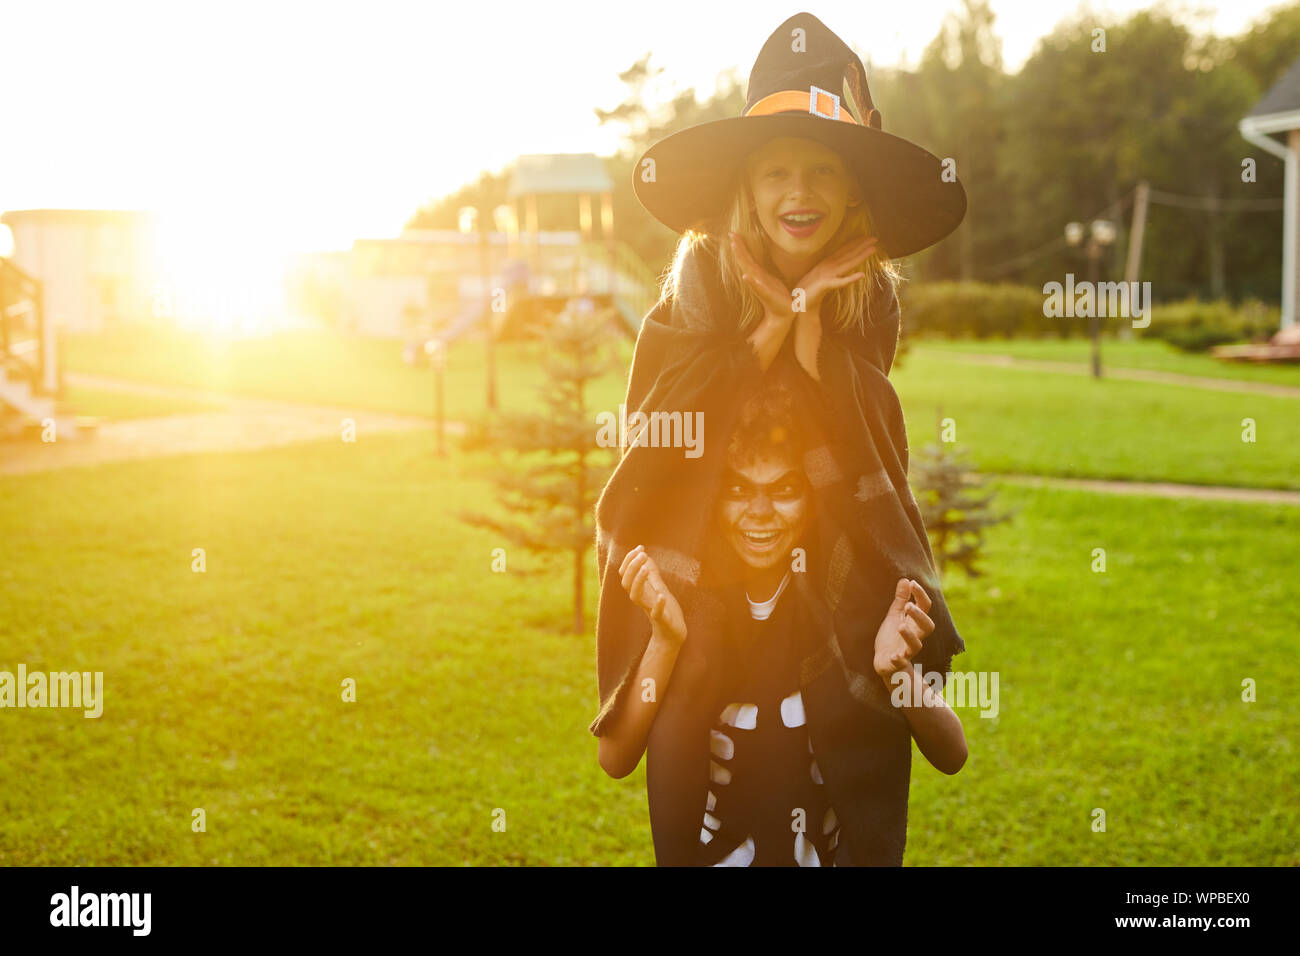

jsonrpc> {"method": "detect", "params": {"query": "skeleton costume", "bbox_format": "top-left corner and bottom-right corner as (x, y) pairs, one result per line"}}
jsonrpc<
(697, 571), (843, 867)
(590, 12), (968, 866)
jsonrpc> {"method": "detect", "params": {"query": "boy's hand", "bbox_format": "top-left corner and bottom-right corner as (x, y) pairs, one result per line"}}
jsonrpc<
(619, 545), (687, 646)
(873, 577), (935, 683)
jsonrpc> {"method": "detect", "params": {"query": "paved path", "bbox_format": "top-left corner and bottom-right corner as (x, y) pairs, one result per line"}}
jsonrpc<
(986, 472), (1300, 506)
(4, 373), (1297, 506)
(924, 349), (1300, 400)
(0, 373), (456, 477)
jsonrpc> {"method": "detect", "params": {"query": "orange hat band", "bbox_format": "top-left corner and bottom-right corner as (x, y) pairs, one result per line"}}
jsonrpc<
(745, 86), (875, 126)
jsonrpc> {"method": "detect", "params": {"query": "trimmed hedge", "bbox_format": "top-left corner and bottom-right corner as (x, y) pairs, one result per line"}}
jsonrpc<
(899, 281), (1280, 350)
(900, 281), (1075, 339)
(1137, 298), (1278, 352)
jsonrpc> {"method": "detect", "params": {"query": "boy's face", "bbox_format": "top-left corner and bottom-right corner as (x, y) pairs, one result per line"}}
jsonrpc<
(746, 136), (861, 266)
(715, 446), (810, 573)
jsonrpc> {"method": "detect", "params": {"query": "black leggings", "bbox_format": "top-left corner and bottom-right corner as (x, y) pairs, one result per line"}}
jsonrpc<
(643, 607), (732, 867)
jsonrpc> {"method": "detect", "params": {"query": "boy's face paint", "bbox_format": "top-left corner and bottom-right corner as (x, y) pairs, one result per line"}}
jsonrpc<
(746, 136), (860, 276)
(715, 449), (809, 572)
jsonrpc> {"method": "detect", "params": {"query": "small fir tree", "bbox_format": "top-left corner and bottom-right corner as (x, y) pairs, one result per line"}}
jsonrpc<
(458, 304), (621, 633)
(911, 404), (1016, 579)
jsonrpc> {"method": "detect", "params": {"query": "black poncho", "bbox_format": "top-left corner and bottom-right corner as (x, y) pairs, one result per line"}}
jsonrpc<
(589, 235), (965, 866)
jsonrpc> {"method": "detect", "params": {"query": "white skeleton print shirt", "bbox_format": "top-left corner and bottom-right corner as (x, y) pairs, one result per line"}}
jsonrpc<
(695, 572), (842, 866)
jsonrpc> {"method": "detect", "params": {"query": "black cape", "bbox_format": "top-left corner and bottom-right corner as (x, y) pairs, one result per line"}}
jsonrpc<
(589, 235), (965, 865)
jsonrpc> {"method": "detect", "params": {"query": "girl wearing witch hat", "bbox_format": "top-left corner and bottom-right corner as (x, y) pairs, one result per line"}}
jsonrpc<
(590, 11), (970, 866)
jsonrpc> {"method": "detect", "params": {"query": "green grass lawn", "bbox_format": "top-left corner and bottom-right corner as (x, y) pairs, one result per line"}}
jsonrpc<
(62, 386), (227, 421)
(62, 326), (1300, 491)
(892, 350), (1300, 490)
(922, 335), (1300, 388)
(62, 325), (634, 423)
(1, 431), (1296, 864)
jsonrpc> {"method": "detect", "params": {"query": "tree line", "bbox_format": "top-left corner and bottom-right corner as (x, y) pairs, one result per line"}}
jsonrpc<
(410, 1), (1300, 305)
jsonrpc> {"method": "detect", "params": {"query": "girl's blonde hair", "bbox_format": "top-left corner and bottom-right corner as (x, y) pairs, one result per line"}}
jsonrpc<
(659, 157), (902, 336)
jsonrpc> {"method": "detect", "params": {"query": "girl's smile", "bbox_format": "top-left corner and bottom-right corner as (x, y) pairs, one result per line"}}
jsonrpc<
(777, 207), (825, 239)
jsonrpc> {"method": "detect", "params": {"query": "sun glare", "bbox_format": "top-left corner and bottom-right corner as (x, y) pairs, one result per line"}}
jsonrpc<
(153, 209), (297, 339)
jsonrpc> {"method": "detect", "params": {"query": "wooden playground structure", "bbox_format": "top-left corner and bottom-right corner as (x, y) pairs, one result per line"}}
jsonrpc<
(0, 255), (91, 441)
(427, 153), (659, 351)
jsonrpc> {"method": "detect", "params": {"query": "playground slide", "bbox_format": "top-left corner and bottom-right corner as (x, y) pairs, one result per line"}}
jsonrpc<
(613, 297), (645, 340)
(0, 366), (74, 438)
(434, 295), (489, 346)
(0, 373), (53, 420)
(413, 291), (642, 360)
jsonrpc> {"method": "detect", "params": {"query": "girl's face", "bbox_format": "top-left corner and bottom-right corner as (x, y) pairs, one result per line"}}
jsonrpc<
(745, 136), (861, 275)
(715, 448), (810, 574)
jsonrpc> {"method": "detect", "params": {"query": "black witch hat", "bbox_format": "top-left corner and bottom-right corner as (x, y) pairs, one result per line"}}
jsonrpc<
(633, 11), (966, 258)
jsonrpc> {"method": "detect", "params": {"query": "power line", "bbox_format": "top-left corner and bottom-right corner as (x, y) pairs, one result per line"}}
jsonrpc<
(1145, 188), (1284, 211)
(981, 189), (1135, 278)
(975, 184), (1286, 280)
(980, 234), (1067, 278)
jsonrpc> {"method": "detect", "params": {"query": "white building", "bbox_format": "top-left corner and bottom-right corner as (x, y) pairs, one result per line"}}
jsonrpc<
(0, 208), (162, 333)
(1240, 56), (1300, 330)
(289, 229), (578, 339)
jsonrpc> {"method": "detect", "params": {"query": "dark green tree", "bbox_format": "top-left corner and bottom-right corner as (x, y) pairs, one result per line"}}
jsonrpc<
(1228, 3), (1300, 91)
(912, 0), (1010, 281)
(595, 53), (749, 271)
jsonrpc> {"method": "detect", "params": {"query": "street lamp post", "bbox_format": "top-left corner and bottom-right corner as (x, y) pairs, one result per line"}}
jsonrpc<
(1065, 218), (1117, 379)
(425, 338), (446, 456)
(493, 204), (518, 264)
(460, 205), (497, 411)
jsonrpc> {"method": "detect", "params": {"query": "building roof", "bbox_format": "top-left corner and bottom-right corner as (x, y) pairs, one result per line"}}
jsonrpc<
(0, 208), (160, 227)
(1248, 56), (1300, 120)
(507, 154), (613, 198)
(353, 230), (580, 249)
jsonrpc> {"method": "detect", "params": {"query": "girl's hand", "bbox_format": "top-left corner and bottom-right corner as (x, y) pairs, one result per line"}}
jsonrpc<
(619, 545), (687, 646)
(873, 577), (935, 683)
(730, 232), (878, 322)
(792, 234), (878, 319)
(730, 232), (795, 324)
